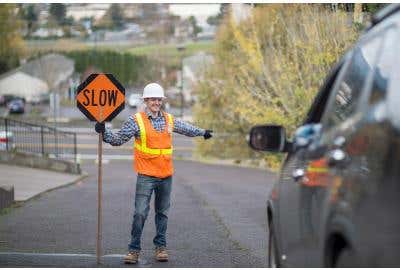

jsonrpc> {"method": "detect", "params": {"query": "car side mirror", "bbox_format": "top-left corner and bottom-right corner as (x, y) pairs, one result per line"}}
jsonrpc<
(248, 125), (288, 152)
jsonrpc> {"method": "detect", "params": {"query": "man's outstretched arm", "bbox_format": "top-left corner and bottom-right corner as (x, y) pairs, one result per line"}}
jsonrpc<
(173, 118), (213, 139)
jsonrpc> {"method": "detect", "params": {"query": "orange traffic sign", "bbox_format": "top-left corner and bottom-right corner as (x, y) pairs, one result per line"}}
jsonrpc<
(76, 74), (125, 122)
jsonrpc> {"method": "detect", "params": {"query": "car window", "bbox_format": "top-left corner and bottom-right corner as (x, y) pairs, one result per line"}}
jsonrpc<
(303, 59), (345, 124)
(368, 27), (397, 105)
(322, 35), (382, 129)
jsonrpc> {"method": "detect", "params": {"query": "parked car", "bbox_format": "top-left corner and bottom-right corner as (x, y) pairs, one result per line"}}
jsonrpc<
(248, 5), (400, 267)
(0, 131), (14, 150)
(128, 93), (142, 108)
(2, 94), (21, 106)
(8, 99), (25, 114)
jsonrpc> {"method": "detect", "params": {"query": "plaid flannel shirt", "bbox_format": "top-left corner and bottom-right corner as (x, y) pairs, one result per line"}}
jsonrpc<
(103, 109), (205, 146)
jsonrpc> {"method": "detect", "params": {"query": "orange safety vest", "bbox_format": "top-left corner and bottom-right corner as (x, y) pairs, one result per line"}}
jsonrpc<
(133, 111), (174, 178)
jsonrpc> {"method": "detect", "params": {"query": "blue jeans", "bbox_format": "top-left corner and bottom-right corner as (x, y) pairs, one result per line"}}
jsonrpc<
(128, 174), (172, 251)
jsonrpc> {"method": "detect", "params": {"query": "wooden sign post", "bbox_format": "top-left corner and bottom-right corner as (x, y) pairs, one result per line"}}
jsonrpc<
(76, 74), (125, 264)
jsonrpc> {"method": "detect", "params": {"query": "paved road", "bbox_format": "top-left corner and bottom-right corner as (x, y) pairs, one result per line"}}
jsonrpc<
(0, 160), (275, 267)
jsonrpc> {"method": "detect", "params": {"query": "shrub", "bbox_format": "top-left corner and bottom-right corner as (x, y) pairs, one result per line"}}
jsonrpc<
(194, 4), (359, 168)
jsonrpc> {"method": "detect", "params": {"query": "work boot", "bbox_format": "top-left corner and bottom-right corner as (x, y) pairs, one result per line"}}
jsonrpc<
(155, 246), (168, 262)
(124, 250), (139, 264)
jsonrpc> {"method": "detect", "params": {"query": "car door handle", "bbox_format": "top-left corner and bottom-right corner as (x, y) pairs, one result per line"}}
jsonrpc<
(333, 136), (346, 148)
(292, 168), (305, 182)
(327, 149), (348, 168)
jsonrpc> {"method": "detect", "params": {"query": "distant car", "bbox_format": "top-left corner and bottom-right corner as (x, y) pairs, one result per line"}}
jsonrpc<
(2, 94), (19, 105)
(248, 4), (400, 267)
(8, 99), (25, 114)
(0, 131), (14, 150)
(128, 93), (142, 108)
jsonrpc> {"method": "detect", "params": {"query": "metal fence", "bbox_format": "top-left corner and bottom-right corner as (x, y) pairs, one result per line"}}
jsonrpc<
(0, 118), (77, 163)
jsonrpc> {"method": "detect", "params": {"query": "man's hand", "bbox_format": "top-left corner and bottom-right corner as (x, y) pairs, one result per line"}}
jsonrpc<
(203, 130), (213, 140)
(95, 122), (105, 134)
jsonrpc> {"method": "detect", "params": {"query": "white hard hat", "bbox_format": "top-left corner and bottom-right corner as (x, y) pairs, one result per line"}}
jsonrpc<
(142, 83), (165, 99)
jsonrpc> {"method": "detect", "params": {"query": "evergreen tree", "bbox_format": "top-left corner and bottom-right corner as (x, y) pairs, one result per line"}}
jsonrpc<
(24, 4), (38, 36)
(49, 3), (66, 25)
(206, 4), (229, 26)
(110, 4), (124, 30)
(189, 16), (202, 38)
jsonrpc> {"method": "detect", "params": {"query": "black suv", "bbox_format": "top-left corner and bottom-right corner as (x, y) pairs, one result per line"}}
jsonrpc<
(249, 4), (400, 267)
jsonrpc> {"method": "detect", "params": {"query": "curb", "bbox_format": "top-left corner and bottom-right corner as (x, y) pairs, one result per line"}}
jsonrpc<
(15, 172), (89, 204)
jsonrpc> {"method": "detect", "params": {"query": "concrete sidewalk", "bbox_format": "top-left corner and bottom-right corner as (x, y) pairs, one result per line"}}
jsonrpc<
(0, 164), (87, 202)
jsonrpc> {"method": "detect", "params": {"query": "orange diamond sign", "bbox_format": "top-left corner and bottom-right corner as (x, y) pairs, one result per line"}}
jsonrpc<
(76, 74), (125, 122)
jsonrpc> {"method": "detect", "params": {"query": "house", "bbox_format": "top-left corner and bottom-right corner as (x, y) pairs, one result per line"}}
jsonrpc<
(66, 3), (110, 22)
(31, 27), (65, 38)
(0, 53), (75, 104)
(20, 53), (74, 93)
(0, 70), (49, 103)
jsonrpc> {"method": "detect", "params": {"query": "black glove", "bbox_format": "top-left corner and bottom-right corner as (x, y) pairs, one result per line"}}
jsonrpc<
(203, 129), (213, 140)
(95, 122), (105, 134)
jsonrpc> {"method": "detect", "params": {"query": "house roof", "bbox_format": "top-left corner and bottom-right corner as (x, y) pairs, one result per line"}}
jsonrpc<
(20, 53), (74, 89)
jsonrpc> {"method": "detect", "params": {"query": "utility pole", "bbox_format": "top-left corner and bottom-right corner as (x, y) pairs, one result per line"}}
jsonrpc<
(177, 44), (186, 118)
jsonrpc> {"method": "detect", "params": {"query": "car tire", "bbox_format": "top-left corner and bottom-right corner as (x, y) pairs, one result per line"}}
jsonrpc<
(268, 222), (280, 267)
(335, 248), (355, 267)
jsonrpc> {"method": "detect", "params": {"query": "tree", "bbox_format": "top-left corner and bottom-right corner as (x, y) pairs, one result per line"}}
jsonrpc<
(363, 3), (388, 13)
(0, 4), (25, 74)
(206, 4), (229, 26)
(110, 4), (124, 29)
(323, 3), (388, 13)
(96, 4), (124, 30)
(194, 4), (359, 167)
(49, 3), (66, 25)
(64, 16), (75, 26)
(23, 4), (38, 36)
(188, 16), (202, 38)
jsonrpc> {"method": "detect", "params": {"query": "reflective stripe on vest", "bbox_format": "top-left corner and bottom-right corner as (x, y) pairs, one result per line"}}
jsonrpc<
(134, 112), (173, 155)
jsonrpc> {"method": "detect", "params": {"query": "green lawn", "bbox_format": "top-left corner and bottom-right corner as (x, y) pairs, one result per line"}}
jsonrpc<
(126, 41), (215, 68)
(26, 39), (215, 58)
(25, 38), (215, 70)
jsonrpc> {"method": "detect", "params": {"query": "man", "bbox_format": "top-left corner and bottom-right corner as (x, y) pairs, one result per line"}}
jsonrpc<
(95, 83), (213, 264)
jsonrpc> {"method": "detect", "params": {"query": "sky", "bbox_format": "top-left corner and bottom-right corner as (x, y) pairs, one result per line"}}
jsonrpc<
(169, 4), (221, 27)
